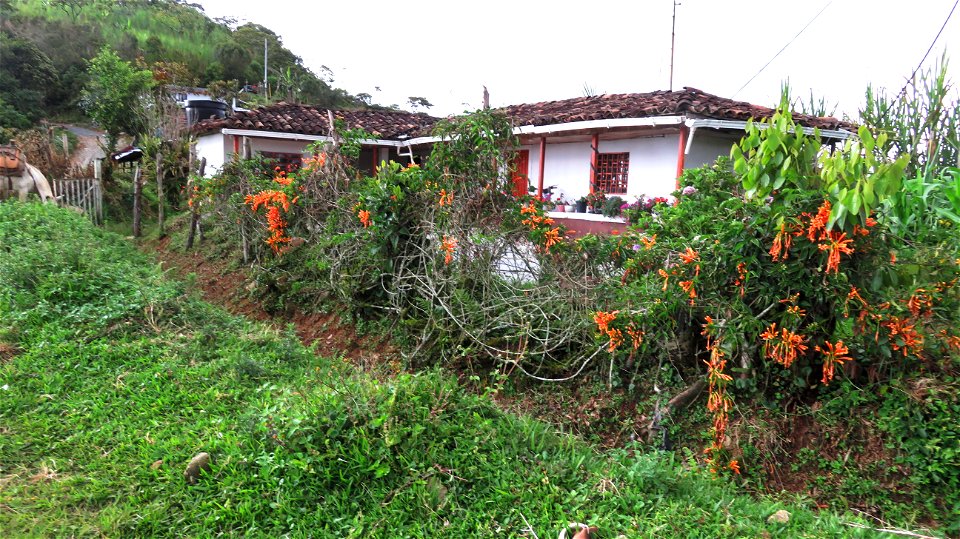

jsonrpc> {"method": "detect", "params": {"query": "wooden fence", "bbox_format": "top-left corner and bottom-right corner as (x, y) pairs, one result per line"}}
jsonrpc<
(51, 178), (102, 225)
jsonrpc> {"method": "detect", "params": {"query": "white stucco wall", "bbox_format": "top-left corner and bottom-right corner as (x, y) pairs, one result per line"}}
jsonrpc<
(247, 137), (316, 156)
(684, 130), (742, 170)
(195, 133), (227, 177)
(195, 134), (320, 177)
(521, 134), (681, 203)
(195, 132), (395, 177)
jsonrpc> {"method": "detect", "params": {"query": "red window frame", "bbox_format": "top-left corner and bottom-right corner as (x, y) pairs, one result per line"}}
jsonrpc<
(595, 152), (629, 194)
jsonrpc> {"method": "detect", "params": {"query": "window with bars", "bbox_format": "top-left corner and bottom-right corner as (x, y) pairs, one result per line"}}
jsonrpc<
(594, 152), (629, 194)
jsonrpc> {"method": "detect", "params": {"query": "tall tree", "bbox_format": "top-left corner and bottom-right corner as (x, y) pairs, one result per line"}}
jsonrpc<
(80, 46), (154, 152)
(0, 33), (59, 125)
(214, 39), (253, 82)
(407, 96), (433, 111)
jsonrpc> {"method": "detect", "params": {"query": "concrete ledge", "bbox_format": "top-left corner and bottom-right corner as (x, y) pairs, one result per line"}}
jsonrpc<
(547, 212), (627, 238)
(546, 211), (625, 224)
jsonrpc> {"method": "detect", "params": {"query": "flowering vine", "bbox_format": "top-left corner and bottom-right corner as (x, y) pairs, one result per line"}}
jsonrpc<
(244, 168), (298, 254)
(440, 235), (457, 265)
(520, 200), (565, 253)
(701, 316), (737, 475)
(815, 340), (851, 384)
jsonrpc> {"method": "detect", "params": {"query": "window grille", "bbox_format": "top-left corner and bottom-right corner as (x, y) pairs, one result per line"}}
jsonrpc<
(594, 152), (629, 194)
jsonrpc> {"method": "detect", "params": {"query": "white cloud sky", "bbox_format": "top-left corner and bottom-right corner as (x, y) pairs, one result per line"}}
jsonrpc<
(194, 0), (960, 118)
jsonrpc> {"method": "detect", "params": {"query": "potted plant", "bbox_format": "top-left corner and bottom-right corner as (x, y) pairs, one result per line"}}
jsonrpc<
(586, 191), (606, 214)
(564, 198), (576, 213)
(603, 195), (625, 217)
(576, 196), (587, 213)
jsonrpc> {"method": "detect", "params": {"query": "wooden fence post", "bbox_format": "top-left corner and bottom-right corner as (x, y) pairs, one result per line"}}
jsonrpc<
(186, 157), (206, 250)
(132, 164), (142, 237)
(156, 152), (165, 237)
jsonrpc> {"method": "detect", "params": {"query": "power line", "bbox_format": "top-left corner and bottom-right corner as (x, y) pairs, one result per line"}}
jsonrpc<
(732, 1), (833, 99)
(896, 0), (959, 99)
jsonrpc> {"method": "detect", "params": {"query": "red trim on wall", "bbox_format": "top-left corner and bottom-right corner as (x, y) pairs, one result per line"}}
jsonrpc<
(233, 135), (240, 155)
(590, 133), (599, 193)
(372, 147), (379, 173)
(675, 125), (689, 190)
(537, 137), (546, 198)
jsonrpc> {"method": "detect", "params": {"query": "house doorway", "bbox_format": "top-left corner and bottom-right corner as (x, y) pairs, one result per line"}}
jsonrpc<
(510, 149), (529, 197)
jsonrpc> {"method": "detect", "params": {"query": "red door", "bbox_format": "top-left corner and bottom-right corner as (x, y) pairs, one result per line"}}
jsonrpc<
(510, 150), (530, 197)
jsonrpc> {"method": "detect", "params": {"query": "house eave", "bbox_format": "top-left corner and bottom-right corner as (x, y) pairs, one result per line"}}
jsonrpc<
(684, 118), (855, 141)
(219, 128), (406, 147)
(513, 115), (686, 136)
(211, 117), (854, 152)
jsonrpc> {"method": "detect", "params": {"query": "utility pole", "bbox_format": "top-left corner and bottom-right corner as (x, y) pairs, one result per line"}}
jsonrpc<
(263, 38), (268, 98)
(670, 1), (680, 91)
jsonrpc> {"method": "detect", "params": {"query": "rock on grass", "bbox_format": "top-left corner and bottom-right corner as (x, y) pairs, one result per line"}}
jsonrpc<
(184, 452), (211, 484)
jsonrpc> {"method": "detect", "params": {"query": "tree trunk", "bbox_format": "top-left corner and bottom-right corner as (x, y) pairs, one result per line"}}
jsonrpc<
(132, 164), (142, 237)
(156, 152), (164, 237)
(645, 379), (707, 445)
(186, 158), (205, 249)
(665, 379), (707, 412)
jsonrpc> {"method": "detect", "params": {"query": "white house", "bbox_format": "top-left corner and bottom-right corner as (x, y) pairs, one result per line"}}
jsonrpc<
(193, 88), (854, 214)
(503, 88), (854, 205)
(193, 105), (438, 176)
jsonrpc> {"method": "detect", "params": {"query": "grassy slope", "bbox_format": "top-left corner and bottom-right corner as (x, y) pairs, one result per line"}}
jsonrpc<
(14, 0), (231, 68)
(0, 202), (892, 537)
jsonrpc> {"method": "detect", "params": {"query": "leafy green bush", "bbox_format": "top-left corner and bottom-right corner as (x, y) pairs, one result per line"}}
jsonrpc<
(188, 79), (960, 529)
(0, 201), (179, 339)
(602, 195), (624, 217)
(877, 378), (960, 526)
(591, 94), (959, 525)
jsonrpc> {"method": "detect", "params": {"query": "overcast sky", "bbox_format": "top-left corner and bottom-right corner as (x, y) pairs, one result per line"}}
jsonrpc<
(194, 0), (960, 119)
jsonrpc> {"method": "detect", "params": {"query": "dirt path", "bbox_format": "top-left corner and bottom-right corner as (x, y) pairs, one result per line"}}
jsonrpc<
(148, 235), (649, 447)
(151, 237), (399, 374)
(47, 123), (106, 168)
(68, 129), (106, 169)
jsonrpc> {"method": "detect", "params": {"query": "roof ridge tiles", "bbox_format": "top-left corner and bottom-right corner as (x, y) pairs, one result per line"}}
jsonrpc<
(501, 87), (851, 131)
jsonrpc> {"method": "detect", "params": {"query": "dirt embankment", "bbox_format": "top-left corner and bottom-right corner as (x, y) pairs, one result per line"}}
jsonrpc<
(148, 235), (650, 446)
(151, 236), (398, 373)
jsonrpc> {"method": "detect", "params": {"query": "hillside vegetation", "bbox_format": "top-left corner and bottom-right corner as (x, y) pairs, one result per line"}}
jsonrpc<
(1, 0), (360, 131)
(0, 202), (896, 537)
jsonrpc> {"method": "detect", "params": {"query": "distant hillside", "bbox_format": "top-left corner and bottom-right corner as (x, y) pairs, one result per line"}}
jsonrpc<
(0, 0), (362, 130)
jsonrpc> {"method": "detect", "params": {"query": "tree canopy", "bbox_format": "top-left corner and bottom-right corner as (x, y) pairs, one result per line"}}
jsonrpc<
(80, 47), (154, 150)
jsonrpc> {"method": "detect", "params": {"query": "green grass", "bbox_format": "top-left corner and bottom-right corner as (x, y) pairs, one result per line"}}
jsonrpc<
(0, 202), (906, 537)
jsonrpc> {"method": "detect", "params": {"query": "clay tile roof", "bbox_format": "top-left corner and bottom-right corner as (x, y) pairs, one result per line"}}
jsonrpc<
(194, 102), (439, 140)
(501, 87), (853, 131)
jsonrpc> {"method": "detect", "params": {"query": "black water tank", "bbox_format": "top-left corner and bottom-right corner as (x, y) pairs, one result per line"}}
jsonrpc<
(185, 99), (227, 126)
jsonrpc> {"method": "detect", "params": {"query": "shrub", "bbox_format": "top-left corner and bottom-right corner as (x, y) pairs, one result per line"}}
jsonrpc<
(0, 201), (180, 339)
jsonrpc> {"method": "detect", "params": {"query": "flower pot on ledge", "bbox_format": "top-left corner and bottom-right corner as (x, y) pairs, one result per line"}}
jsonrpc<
(575, 200), (587, 213)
